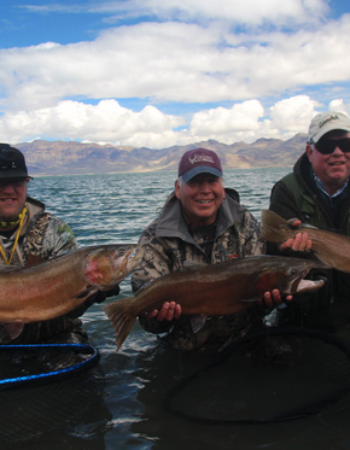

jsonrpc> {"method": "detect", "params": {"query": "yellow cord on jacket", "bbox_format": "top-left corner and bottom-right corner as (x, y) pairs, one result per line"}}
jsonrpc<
(0, 204), (28, 265)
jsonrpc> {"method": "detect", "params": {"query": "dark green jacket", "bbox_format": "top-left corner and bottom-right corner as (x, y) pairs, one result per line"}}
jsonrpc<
(268, 152), (350, 330)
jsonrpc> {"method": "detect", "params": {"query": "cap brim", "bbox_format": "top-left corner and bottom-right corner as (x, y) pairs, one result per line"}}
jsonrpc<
(312, 124), (350, 143)
(0, 171), (33, 180)
(181, 166), (223, 183)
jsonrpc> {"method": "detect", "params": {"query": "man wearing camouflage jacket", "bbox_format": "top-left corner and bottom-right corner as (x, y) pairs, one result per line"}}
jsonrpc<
(132, 148), (284, 352)
(0, 144), (113, 344)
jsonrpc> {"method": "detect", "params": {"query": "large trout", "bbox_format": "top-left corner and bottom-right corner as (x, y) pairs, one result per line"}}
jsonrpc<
(0, 244), (143, 327)
(104, 255), (324, 350)
(261, 209), (350, 273)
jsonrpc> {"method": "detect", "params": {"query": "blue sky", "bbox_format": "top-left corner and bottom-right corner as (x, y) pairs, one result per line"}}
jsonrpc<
(1, 0), (350, 148)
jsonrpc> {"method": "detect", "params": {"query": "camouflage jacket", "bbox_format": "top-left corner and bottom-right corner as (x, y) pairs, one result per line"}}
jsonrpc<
(0, 196), (85, 344)
(131, 188), (266, 352)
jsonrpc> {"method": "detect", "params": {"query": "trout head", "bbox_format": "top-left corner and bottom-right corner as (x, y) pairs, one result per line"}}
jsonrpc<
(83, 244), (144, 289)
(255, 257), (325, 296)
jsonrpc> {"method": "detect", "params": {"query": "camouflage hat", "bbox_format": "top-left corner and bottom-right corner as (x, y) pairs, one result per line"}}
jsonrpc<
(308, 112), (350, 143)
(178, 148), (223, 182)
(0, 143), (33, 179)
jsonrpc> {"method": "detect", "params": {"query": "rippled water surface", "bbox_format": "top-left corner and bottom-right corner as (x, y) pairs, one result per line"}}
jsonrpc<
(5, 168), (350, 450)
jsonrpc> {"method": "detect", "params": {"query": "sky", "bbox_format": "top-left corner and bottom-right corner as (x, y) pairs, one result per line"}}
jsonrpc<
(1, 0), (350, 149)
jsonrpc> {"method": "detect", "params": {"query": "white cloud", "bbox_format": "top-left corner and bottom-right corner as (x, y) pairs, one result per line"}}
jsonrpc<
(26, 0), (329, 26)
(269, 95), (320, 134)
(188, 96), (325, 144)
(0, 100), (185, 148)
(0, 95), (346, 147)
(1, 14), (350, 111)
(1, 1), (349, 148)
(328, 98), (350, 116)
(189, 100), (264, 143)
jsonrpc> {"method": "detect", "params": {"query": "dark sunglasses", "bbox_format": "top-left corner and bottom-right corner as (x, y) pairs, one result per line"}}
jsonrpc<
(312, 138), (350, 155)
(0, 178), (28, 188)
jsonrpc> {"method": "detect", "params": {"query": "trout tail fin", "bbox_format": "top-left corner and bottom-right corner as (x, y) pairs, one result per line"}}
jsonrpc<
(260, 209), (291, 243)
(103, 297), (136, 351)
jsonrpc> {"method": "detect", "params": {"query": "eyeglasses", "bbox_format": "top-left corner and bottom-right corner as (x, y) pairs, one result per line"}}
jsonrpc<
(311, 138), (350, 155)
(0, 178), (28, 189)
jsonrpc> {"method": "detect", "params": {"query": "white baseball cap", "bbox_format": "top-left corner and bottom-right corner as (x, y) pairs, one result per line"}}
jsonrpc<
(308, 111), (350, 143)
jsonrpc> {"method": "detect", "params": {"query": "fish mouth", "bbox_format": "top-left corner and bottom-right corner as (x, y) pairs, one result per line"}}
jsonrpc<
(120, 246), (144, 274)
(294, 278), (325, 293)
(290, 272), (325, 294)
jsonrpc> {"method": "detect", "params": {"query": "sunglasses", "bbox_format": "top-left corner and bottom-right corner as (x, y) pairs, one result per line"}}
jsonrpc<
(0, 178), (28, 189)
(312, 138), (350, 155)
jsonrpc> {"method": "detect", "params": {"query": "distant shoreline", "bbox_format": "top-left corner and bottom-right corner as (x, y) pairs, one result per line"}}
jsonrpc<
(30, 165), (294, 178)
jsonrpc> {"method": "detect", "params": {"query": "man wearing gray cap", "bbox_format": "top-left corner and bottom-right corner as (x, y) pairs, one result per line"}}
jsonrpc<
(0, 143), (115, 344)
(266, 111), (350, 331)
(132, 147), (286, 352)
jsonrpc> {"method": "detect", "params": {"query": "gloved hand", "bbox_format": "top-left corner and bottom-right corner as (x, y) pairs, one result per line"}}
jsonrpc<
(66, 285), (120, 318)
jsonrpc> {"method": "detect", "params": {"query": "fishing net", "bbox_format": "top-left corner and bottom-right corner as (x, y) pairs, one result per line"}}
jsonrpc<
(163, 327), (350, 425)
(0, 343), (104, 443)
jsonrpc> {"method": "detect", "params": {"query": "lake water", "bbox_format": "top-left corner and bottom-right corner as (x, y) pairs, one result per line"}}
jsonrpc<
(3, 167), (350, 450)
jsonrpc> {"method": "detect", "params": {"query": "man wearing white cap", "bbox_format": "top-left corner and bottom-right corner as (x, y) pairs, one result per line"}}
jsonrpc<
(267, 111), (350, 331)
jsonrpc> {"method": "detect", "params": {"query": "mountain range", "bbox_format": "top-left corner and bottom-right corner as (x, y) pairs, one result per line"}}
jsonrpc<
(16, 133), (308, 177)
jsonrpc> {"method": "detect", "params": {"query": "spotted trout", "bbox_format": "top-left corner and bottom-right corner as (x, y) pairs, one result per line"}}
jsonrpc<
(261, 209), (350, 273)
(0, 244), (143, 328)
(104, 255), (324, 350)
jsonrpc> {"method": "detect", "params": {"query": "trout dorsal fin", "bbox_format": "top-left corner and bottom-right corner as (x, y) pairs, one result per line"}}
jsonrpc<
(261, 210), (292, 243)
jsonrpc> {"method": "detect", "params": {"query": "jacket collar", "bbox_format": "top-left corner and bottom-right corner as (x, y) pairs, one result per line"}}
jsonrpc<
(20, 196), (46, 236)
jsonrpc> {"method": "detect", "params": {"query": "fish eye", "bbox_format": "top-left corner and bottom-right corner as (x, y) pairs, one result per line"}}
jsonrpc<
(290, 268), (297, 276)
(119, 249), (125, 256)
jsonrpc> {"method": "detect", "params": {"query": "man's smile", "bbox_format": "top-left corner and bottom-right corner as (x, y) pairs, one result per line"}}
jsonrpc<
(197, 199), (213, 204)
(0, 198), (17, 204)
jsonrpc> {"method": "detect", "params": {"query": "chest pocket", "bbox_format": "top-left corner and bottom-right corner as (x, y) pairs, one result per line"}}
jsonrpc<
(298, 196), (322, 226)
(282, 175), (323, 228)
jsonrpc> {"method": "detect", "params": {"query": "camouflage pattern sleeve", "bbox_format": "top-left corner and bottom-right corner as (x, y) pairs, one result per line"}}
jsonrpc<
(41, 214), (77, 260)
(132, 220), (178, 334)
(131, 220), (173, 294)
(238, 210), (266, 257)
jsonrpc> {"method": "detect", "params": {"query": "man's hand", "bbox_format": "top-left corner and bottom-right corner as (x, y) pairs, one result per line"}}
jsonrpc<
(280, 218), (312, 252)
(146, 301), (182, 322)
(258, 289), (293, 308)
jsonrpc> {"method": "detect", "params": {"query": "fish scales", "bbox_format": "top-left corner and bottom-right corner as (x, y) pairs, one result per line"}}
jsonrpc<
(0, 244), (143, 323)
(1, 250), (90, 321)
(104, 255), (324, 350)
(127, 259), (268, 316)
